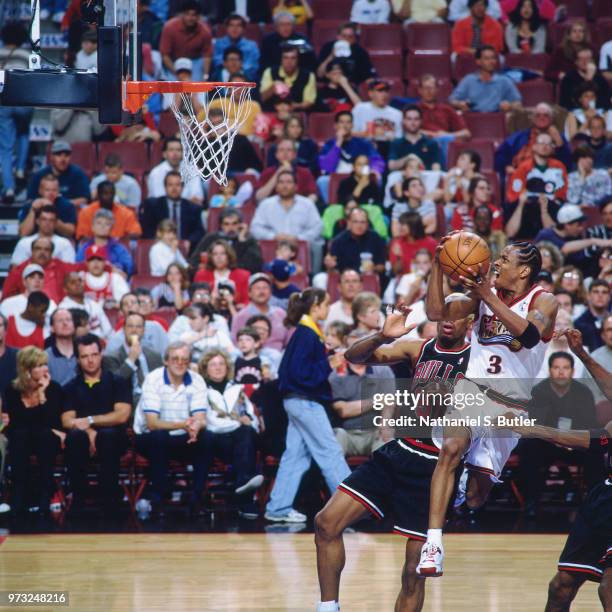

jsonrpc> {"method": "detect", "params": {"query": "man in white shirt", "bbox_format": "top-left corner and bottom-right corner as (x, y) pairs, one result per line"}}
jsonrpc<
(352, 80), (403, 143)
(250, 170), (324, 273)
(11, 205), (75, 265)
(351, 0), (391, 24)
(82, 244), (130, 309)
(147, 137), (204, 205)
(324, 268), (363, 330)
(0, 264), (57, 328)
(59, 271), (113, 339)
(90, 153), (142, 210)
(133, 342), (209, 515)
(599, 39), (612, 81)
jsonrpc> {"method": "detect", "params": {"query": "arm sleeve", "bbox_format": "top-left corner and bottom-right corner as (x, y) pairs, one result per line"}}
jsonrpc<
(533, 27), (546, 54)
(125, 209), (143, 237)
(318, 142), (341, 174)
(450, 77), (469, 102)
(140, 376), (161, 413)
(302, 73), (317, 105)
(189, 377), (209, 414)
(505, 25), (519, 53)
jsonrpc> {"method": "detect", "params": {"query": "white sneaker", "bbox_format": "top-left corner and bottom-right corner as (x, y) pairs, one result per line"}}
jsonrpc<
(416, 541), (444, 577)
(235, 474), (264, 496)
(264, 509), (307, 523)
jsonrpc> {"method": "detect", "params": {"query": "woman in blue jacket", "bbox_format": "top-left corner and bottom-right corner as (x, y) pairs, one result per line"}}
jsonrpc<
(265, 288), (351, 522)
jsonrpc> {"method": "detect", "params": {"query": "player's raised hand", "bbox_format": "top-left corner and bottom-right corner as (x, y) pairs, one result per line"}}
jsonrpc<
(459, 263), (493, 298)
(381, 304), (415, 339)
(434, 231), (461, 262)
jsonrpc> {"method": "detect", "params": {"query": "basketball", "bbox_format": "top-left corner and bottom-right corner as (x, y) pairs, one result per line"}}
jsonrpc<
(438, 231), (491, 282)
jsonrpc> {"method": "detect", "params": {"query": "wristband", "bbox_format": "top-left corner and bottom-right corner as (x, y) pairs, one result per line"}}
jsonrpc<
(88, 415), (95, 426)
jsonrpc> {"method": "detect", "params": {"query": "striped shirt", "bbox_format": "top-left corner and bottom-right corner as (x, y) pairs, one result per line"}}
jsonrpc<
(134, 367), (209, 435)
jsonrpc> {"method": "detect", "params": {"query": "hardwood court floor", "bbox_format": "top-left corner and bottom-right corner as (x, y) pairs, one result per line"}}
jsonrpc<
(0, 533), (603, 611)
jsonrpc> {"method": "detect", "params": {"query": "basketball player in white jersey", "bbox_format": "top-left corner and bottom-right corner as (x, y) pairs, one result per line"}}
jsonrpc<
(417, 237), (558, 577)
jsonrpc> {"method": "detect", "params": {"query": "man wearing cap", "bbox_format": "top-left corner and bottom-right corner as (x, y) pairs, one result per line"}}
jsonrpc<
(212, 14), (260, 81)
(388, 105), (442, 172)
(27, 140), (90, 207)
(82, 245), (130, 309)
(260, 45), (317, 112)
(5, 291), (50, 350)
(19, 174), (77, 239)
(351, 80), (403, 144)
(13, 204), (75, 265)
(58, 272), (113, 339)
(159, 0), (212, 81)
(2, 237), (72, 303)
(230, 274), (290, 351)
(75, 209), (134, 277)
(505, 133), (568, 241)
(255, 138), (318, 203)
(535, 204), (612, 274)
(0, 263), (57, 325)
(76, 181), (142, 241)
(265, 259), (301, 311)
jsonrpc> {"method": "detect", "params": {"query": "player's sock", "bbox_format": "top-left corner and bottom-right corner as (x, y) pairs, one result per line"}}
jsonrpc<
(317, 601), (340, 612)
(427, 528), (443, 546)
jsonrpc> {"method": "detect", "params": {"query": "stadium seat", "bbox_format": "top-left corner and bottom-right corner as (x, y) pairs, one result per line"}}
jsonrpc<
(361, 24), (403, 50)
(258, 239), (312, 275)
(452, 53), (478, 82)
(505, 53), (549, 74)
(97, 141), (149, 174)
(328, 173), (350, 204)
(152, 308), (177, 327)
(358, 78), (405, 100)
(403, 23), (451, 55)
(158, 111), (178, 139)
(206, 202), (256, 233)
(61, 142), (97, 175)
(583, 206), (602, 229)
(447, 140), (495, 171)
(327, 271), (380, 302)
(403, 53), (452, 82)
(563, 0), (588, 18)
(311, 19), (343, 54)
(312, 0), (352, 20)
(372, 54), (404, 78)
(406, 78), (453, 101)
(464, 112), (507, 141)
(130, 274), (164, 291)
(307, 112), (337, 144)
(517, 79), (555, 106)
(596, 18), (612, 47)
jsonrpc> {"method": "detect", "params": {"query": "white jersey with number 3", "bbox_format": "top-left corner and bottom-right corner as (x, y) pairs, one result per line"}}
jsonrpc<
(466, 285), (552, 399)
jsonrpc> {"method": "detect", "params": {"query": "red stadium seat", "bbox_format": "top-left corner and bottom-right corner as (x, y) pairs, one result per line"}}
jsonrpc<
(505, 53), (549, 74)
(97, 141), (149, 174)
(406, 78), (453, 101)
(368, 46), (403, 59)
(152, 308), (177, 327)
(206, 203), (256, 233)
(361, 24), (403, 50)
(358, 78), (405, 100)
(563, 0), (588, 18)
(311, 19), (343, 54)
(328, 173), (350, 204)
(158, 111), (178, 139)
(215, 23), (262, 44)
(596, 18), (612, 48)
(58, 142), (97, 175)
(131, 274), (164, 291)
(447, 139), (495, 171)
(307, 112), (337, 144)
(517, 79), (555, 106)
(288, 272), (309, 290)
(403, 53), (452, 82)
(593, 0), (612, 20)
(149, 140), (164, 167)
(452, 53), (478, 82)
(312, 0), (352, 20)
(583, 206), (602, 229)
(372, 54), (404, 78)
(327, 272), (380, 302)
(403, 23), (451, 55)
(258, 239), (312, 275)
(464, 112), (507, 141)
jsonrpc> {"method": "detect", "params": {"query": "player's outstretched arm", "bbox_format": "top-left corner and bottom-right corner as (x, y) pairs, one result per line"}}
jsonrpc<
(426, 236), (477, 322)
(345, 305), (421, 366)
(499, 412), (612, 450)
(561, 328), (612, 401)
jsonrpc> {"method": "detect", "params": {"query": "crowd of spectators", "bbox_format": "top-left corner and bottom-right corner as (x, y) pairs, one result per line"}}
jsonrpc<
(0, 0), (611, 522)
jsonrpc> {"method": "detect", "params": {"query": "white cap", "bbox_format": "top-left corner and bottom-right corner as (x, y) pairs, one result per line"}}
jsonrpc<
(22, 263), (45, 280)
(174, 57), (193, 74)
(557, 204), (586, 225)
(333, 40), (351, 58)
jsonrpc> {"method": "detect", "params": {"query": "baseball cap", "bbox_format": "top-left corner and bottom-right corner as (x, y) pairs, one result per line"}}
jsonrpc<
(51, 140), (72, 154)
(22, 263), (45, 280)
(85, 244), (108, 261)
(248, 272), (273, 289)
(557, 204), (586, 225)
(264, 259), (296, 281)
(368, 79), (390, 91)
(174, 57), (193, 74)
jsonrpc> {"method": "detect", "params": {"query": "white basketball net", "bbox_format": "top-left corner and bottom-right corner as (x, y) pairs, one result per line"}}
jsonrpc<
(169, 84), (254, 186)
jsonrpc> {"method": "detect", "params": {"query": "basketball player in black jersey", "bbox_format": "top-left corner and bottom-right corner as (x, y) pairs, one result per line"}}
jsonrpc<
(314, 304), (472, 612)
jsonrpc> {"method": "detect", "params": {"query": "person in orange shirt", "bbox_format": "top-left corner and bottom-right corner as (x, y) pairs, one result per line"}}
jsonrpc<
(451, 0), (504, 56)
(76, 181), (142, 240)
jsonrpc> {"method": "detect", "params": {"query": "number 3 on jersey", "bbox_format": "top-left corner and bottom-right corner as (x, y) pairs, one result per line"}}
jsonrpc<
(487, 355), (502, 374)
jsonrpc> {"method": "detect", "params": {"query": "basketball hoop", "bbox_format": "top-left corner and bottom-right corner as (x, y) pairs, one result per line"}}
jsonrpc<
(124, 81), (256, 185)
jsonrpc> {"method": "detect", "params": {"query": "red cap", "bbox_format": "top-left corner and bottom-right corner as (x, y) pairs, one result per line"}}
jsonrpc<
(85, 244), (108, 261)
